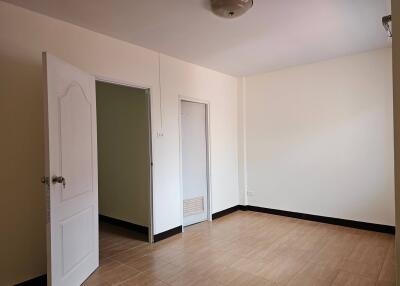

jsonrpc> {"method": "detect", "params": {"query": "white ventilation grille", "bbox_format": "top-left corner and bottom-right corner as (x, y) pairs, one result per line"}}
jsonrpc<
(183, 196), (204, 217)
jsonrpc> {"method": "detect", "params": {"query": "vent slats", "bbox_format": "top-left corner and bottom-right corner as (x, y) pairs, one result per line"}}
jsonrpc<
(183, 197), (204, 217)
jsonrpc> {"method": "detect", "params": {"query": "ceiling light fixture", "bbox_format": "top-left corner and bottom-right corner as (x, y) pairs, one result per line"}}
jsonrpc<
(210, 0), (253, 19)
(382, 15), (392, 38)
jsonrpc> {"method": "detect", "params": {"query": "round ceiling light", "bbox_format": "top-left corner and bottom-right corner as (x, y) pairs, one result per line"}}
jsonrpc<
(210, 0), (253, 19)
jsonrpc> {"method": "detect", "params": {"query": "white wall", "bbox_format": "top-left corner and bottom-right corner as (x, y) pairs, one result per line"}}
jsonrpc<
(0, 2), (239, 284)
(160, 55), (239, 216)
(237, 77), (247, 205)
(243, 48), (395, 226)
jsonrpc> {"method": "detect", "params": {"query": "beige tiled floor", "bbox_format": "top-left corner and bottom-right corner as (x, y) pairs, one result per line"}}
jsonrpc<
(83, 211), (395, 286)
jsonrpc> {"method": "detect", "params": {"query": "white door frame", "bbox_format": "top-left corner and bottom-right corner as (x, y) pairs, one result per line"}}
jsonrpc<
(95, 75), (155, 243)
(178, 96), (212, 230)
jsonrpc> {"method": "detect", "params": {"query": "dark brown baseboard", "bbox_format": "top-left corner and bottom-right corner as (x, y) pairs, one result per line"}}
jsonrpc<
(14, 274), (46, 286)
(213, 205), (395, 234)
(212, 205), (240, 219)
(99, 214), (148, 235)
(154, 225), (182, 242)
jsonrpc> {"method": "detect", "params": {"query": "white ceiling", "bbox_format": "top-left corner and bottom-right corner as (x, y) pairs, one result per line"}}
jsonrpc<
(4, 0), (392, 76)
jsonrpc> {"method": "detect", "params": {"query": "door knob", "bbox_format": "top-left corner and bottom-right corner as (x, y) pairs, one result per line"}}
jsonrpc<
(52, 176), (66, 188)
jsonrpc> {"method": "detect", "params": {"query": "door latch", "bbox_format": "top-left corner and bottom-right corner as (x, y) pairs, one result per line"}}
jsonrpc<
(52, 176), (66, 188)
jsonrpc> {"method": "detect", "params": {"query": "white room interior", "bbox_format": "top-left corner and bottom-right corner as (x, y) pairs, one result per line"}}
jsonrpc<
(0, 1), (396, 285)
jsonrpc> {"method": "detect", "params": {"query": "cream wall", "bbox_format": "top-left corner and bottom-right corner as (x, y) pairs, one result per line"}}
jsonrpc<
(237, 77), (247, 205)
(0, 2), (239, 284)
(242, 48), (395, 226)
(97, 82), (150, 227)
(159, 54), (239, 219)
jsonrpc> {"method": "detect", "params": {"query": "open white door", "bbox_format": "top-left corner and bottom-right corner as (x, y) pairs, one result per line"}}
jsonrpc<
(43, 53), (98, 286)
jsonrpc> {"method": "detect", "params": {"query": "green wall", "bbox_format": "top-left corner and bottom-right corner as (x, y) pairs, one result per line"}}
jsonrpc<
(96, 81), (150, 227)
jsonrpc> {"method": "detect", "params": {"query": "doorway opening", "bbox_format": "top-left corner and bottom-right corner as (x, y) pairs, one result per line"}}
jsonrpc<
(95, 80), (154, 256)
(180, 99), (211, 228)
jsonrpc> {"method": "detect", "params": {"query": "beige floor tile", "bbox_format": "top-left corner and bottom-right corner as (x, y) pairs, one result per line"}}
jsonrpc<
(161, 268), (203, 286)
(376, 281), (396, 286)
(83, 264), (140, 286)
(331, 271), (375, 286)
(93, 213), (395, 286)
(339, 259), (381, 280)
(378, 246), (396, 283)
(287, 274), (333, 286)
(230, 257), (266, 275)
(256, 256), (304, 284)
(295, 261), (339, 282)
(119, 272), (168, 286)
(144, 262), (184, 282)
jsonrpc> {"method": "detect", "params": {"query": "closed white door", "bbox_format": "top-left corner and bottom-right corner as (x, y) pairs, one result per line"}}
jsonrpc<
(43, 53), (99, 285)
(181, 101), (208, 226)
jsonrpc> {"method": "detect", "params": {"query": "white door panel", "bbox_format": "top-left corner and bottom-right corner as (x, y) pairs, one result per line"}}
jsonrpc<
(60, 83), (93, 201)
(181, 101), (208, 226)
(43, 52), (98, 286)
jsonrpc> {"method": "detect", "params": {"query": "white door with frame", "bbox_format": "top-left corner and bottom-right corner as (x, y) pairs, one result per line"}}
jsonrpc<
(181, 100), (209, 226)
(43, 52), (99, 286)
